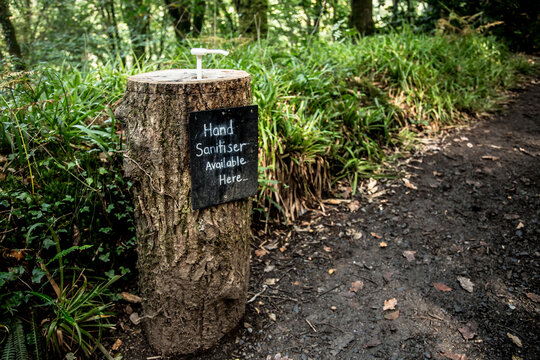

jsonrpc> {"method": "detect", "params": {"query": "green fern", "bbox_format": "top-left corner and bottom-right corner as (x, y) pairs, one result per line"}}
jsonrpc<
(12, 320), (28, 360)
(1, 326), (15, 360)
(0, 319), (28, 360)
(27, 313), (41, 360)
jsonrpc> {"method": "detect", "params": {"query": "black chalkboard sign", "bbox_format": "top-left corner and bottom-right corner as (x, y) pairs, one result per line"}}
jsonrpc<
(188, 105), (258, 210)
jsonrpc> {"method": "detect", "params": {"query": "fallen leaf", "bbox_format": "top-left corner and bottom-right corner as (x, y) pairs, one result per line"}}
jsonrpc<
(129, 312), (140, 325)
(403, 250), (416, 262)
(123, 303), (133, 316)
(385, 310), (400, 320)
(268, 313), (277, 321)
(265, 242), (279, 250)
(264, 278), (279, 286)
(8, 250), (25, 261)
(347, 201), (361, 212)
(363, 336), (381, 348)
(383, 298), (398, 311)
(383, 271), (393, 282)
(440, 351), (468, 360)
(467, 142), (474, 148)
(458, 321), (478, 340)
(403, 178), (418, 190)
(328, 268), (336, 275)
(379, 241), (387, 248)
(279, 246), (287, 252)
(121, 292), (142, 304)
(516, 222), (524, 229)
(111, 338), (122, 351)
(264, 264), (276, 272)
(255, 248), (269, 257)
(434, 282), (452, 292)
(323, 246), (333, 252)
(457, 276), (474, 293)
(367, 178), (378, 191)
(350, 280), (364, 293)
(482, 155), (500, 161)
(526, 292), (540, 303)
(371, 232), (382, 239)
(507, 333), (522, 347)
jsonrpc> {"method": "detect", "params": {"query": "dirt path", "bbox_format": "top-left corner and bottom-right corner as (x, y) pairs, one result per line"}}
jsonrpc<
(119, 78), (539, 360)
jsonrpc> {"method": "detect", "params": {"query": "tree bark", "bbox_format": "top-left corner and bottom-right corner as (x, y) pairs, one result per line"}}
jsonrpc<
(392, 0), (399, 23)
(115, 70), (253, 355)
(165, 0), (191, 41)
(0, 0), (24, 69)
(192, 0), (206, 36)
(349, 0), (374, 35)
(235, 0), (268, 37)
(406, 0), (412, 23)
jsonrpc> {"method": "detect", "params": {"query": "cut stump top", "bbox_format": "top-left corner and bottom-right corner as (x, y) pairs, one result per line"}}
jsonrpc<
(128, 69), (249, 84)
(125, 69), (251, 94)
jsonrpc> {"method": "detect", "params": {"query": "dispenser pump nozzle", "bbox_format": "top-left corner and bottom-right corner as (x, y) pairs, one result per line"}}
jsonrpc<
(191, 48), (230, 80)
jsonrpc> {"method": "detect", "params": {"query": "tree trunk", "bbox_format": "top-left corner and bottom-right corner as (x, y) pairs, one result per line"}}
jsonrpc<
(192, 0), (206, 36)
(406, 0), (412, 23)
(0, 0), (24, 69)
(235, 0), (268, 37)
(220, 0), (236, 33)
(114, 69), (253, 355)
(124, 0), (150, 60)
(392, 0), (399, 23)
(349, 0), (374, 35)
(165, 0), (191, 41)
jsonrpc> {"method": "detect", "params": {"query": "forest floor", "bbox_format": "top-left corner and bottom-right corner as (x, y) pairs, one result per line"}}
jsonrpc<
(114, 75), (540, 360)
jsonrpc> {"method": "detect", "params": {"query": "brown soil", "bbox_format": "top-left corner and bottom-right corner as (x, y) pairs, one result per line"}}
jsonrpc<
(112, 76), (540, 360)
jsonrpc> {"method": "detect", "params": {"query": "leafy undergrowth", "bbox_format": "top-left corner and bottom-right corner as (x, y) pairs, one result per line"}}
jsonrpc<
(0, 28), (533, 357)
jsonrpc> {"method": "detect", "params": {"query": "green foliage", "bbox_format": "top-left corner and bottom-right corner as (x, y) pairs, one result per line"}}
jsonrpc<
(30, 272), (120, 357)
(0, 234), (119, 358)
(200, 28), (529, 220)
(421, 0), (540, 52)
(0, 60), (144, 358)
(1, 28), (531, 228)
(0, 63), (138, 279)
(0, 18), (533, 357)
(1, 318), (28, 360)
(28, 313), (42, 360)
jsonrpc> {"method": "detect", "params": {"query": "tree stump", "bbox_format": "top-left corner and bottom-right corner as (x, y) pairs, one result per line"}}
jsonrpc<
(115, 69), (253, 355)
